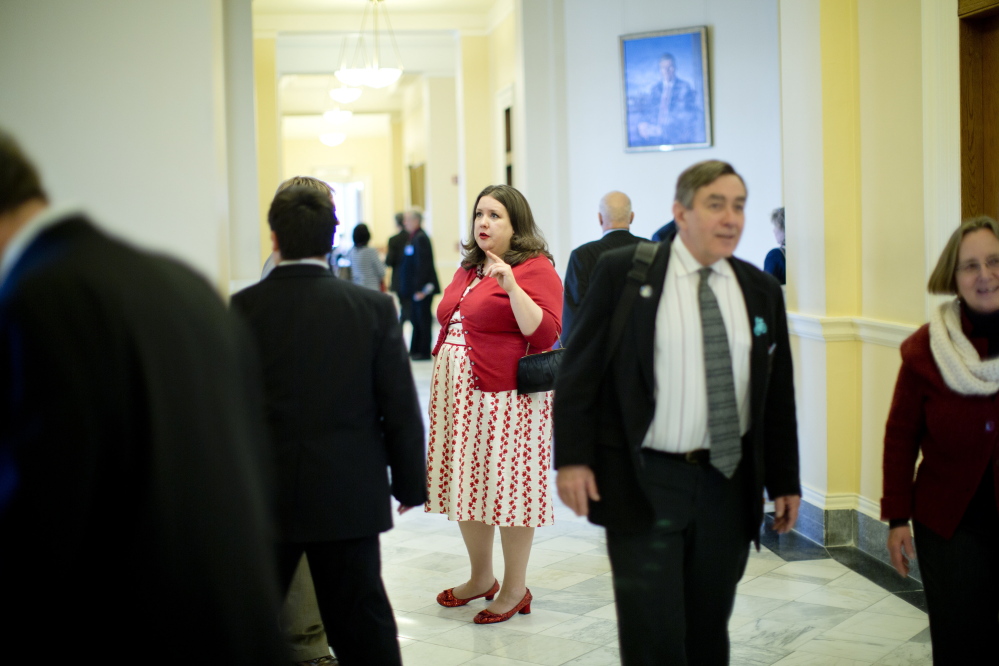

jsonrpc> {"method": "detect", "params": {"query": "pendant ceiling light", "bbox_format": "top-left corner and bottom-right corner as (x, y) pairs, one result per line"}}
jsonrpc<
(334, 0), (404, 89)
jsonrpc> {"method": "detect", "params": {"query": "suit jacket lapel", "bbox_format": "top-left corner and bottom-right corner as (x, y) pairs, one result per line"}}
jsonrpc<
(729, 260), (769, 422)
(635, 240), (671, 396)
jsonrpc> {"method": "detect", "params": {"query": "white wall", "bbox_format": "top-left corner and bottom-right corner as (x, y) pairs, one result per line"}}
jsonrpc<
(0, 0), (258, 289)
(522, 0), (784, 273)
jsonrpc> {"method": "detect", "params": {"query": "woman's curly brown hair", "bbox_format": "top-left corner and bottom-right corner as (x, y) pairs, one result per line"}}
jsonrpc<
(461, 184), (553, 269)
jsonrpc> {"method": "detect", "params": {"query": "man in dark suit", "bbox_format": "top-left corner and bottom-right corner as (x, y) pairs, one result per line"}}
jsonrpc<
(562, 190), (643, 343)
(651, 219), (676, 243)
(632, 53), (703, 147)
(385, 212), (407, 309)
(554, 161), (801, 666)
(397, 208), (440, 359)
(231, 185), (427, 666)
(0, 130), (286, 664)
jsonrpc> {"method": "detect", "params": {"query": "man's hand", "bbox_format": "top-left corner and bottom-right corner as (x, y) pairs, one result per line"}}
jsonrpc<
(557, 465), (600, 517)
(887, 525), (915, 577)
(772, 494), (800, 534)
(397, 504), (420, 515)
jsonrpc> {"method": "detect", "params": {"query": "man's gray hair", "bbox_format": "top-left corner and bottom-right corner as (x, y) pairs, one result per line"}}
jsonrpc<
(674, 160), (746, 209)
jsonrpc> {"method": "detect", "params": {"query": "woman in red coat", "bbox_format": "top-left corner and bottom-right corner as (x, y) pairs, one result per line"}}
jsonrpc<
(882, 216), (999, 663)
(425, 184), (562, 624)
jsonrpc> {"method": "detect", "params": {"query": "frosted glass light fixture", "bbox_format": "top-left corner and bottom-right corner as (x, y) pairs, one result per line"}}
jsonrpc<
(334, 0), (404, 90)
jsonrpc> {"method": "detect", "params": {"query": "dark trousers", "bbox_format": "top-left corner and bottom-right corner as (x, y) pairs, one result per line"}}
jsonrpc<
(409, 296), (433, 357)
(398, 297), (411, 324)
(914, 519), (999, 665)
(277, 536), (401, 666)
(606, 453), (751, 666)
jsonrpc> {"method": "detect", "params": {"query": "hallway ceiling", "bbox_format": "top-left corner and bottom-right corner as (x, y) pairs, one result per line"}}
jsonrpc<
(261, 0), (507, 144)
(254, 0), (498, 13)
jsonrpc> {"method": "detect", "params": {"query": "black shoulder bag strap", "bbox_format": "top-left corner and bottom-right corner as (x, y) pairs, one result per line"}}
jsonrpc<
(603, 241), (660, 372)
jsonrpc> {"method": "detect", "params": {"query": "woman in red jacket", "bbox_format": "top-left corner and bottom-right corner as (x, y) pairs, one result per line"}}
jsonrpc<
(882, 216), (999, 663)
(425, 184), (562, 624)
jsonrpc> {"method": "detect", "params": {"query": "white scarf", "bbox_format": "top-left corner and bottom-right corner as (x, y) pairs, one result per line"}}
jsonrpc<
(929, 299), (999, 395)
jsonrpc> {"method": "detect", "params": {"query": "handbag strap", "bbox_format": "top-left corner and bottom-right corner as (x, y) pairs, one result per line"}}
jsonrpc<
(604, 241), (660, 371)
(525, 334), (563, 355)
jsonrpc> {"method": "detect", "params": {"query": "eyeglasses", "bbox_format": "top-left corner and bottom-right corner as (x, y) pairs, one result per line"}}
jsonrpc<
(957, 256), (999, 276)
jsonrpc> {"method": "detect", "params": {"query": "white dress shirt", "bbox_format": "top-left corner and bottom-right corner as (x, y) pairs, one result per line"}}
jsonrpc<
(641, 238), (752, 453)
(277, 258), (330, 268)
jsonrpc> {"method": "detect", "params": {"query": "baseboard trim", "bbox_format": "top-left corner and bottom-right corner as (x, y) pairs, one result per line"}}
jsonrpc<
(793, 497), (922, 582)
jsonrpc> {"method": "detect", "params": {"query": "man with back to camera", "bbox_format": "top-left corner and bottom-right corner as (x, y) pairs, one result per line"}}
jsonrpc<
(231, 185), (427, 666)
(553, 160), (801, 665)
(397, 208), (439, 359)
(0, 128), (286, 664)
(562, 190), (643, 343)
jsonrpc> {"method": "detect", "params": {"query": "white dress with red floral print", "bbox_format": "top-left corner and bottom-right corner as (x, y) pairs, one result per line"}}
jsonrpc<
(424, 282), (554, 527)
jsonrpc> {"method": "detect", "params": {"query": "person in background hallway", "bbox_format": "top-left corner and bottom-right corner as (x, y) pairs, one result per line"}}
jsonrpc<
(0, 128), (286, 665)
(764, 207), (785, 285)
(882, 215), (999, 664)
(554, 160), (800, 665)
(562, 190), (643, 343)
(348, 223), (386, 291)
(232, 185), (426, 666)
(398, 209), (440, 359)
(385, 212), (407, 305)
(651, 219), (676, 243)
(426, 184), (562, 625)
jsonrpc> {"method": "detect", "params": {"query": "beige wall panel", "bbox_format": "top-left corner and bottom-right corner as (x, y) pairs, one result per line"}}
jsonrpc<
(425, 77), (462, 272)
(791, 334), (829, 500)
(858, 1), (926, 325)
(490, 12), (516, 99)
(859, 342), (904, 515)
(779, 0), (825, 315)
(282, 135), (393, 249)
(254, 36), (281, 264)
(0, 0), (236, 287)
(459, 35), (493, 221)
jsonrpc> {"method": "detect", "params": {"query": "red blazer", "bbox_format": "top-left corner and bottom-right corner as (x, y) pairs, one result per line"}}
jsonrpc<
(881, 319), (999, 538)
(433, 256), (562, 392)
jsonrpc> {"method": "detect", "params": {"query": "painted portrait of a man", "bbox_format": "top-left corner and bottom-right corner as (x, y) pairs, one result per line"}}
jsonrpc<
(623, 28), (710, 151)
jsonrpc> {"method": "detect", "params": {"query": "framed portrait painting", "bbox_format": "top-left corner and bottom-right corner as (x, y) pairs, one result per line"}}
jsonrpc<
(621, 26), (711, 152)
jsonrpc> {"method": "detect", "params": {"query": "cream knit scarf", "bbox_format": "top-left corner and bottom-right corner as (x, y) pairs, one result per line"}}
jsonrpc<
(929, 299), (999, 395)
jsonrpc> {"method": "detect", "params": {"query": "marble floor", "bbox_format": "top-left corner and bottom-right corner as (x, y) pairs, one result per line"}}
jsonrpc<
(384, 358), (932, 666)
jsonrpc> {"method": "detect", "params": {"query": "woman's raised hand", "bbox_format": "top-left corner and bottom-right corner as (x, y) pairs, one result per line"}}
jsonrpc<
(484, 250), (518, 293)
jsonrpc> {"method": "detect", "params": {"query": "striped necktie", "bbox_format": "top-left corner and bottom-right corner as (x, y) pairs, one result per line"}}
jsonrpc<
(698, 267), (741, 477)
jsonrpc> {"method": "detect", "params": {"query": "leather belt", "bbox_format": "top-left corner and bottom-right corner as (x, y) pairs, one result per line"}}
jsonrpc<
(643, 448), (711, 465)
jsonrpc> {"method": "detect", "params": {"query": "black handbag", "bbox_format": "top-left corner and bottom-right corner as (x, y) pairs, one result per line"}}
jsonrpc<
(517, 340), (565, 394)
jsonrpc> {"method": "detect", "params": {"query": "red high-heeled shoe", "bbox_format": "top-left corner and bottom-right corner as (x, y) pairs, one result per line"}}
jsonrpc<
(436, 579), (500, 607)
(472, 589), (532, 624)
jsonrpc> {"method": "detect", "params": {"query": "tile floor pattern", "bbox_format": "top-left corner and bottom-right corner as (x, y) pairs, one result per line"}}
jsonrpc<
(382, 359), (932, 666)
